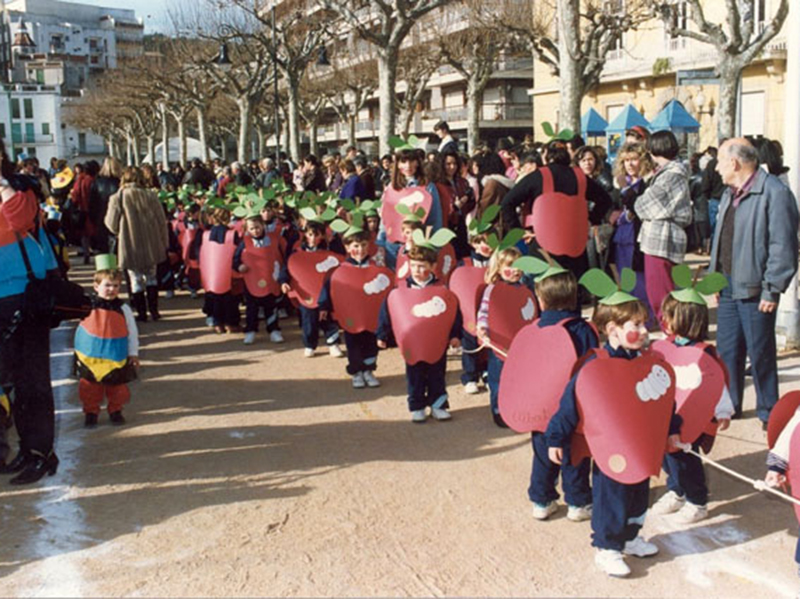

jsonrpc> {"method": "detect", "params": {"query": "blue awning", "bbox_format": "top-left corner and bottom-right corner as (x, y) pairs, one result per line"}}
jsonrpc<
(605, 104), (651, 134)
(649, 99), (700, 133)
(581, 107), (608, 137)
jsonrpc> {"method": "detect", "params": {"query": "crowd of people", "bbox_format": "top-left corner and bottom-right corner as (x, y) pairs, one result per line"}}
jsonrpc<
(1, 120), (800, 580)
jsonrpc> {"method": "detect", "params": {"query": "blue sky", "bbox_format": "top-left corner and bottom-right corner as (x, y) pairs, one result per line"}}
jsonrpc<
(65, 0), (172, 33)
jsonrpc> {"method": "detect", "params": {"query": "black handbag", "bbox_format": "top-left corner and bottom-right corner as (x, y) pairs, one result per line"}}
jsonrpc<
(16, 232), (92, 327)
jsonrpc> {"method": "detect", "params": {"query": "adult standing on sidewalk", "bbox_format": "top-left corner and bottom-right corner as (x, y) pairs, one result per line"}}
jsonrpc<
(105, 166), (169, 323)
(710, 138), (799, 426)
(0, 138), (60, 484)
(633, 131), (693, 327)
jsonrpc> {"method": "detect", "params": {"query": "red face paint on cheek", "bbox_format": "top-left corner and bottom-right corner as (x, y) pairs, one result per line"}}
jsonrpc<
(625, 330), (640, 344)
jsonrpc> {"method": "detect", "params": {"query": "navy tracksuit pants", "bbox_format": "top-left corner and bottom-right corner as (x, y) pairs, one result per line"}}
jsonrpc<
(406, 354), (448, 412)
(299, 306), (340, 349)
(662, 442), (707, 506)
(344, 331), (378, 375)
(460, 331), (484, 384)
(529, 432), (592, 507)
(591, 465), (649, 551)
(244, 292), (280, 334)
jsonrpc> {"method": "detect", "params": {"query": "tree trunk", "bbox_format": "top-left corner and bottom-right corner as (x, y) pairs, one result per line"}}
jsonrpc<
(466, 75), (482, 154)
(557, 0), (583, 133)
(220, 136), (229, 164)
(125, 132), (133, 166)
(107, 136), (115, 159)
(309, 119), (319, 157)
(348, 115), (356, 148)
(236, 96), (253, 164)
(377, 48), (399, 156)
(286, 77), (302, 164)
(257, 127), (266, 158)
(146, 135), (155, 164)
(196, 107), (210, 163)
(401, 107), (413, 139)
(132, 135), (140, 166)
(177, 115), (187, 167)
(717, 63), (743, 141)
(160, 105), (170, 170)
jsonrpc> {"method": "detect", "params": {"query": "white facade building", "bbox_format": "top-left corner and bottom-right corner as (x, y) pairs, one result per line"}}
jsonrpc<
(0, 0), (143, 162)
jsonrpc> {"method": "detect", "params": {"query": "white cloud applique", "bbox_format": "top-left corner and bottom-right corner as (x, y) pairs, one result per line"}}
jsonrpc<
(273, 261), (281, 281)
(397, 261), (409, 278)
(673, 363), (702, 391)
(441, 254), (453, 275)
(398, 190), (426, 206)
(315, 256), (340, 273)
(412, 296), (447, 318)
(521, 297), (535, 321)
(635, 365), (671, 402)
(363, 274), (391, 295)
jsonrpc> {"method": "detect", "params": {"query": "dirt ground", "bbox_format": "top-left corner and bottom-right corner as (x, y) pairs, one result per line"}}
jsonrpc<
(1, 260), (800, 597)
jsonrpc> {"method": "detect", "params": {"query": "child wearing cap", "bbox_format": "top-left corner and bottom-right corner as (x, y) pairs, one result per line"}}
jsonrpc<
(73, 255), (139, 427)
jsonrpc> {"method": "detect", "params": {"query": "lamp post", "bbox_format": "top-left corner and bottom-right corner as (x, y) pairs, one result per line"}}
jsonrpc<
(272, 6), (280, 165)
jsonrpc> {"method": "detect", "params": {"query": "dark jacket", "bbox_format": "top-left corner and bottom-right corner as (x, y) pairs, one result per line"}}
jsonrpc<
(303, 168), (327, 193)
(88, 175), (120, 244)
(182, 166), (215, 190)
(709, 168), (800, 302)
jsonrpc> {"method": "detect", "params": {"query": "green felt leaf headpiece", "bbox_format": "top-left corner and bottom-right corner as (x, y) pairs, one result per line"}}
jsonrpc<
(579, 267), (638, 305)
(232, 194), (267, 219)
(203, 196), (229, 212)
(541, 121), (575, 142)
(669, 264), (727, 305)
(299, 206), (336, 224)
(468, 205), (500, 235)
(486, 228), (525, 255)
(395, 202), (426, 223)
(329, 212), (365, 239)
(389, 134), (427, 152)
(412, 226), (456, 251)
(513, 251), (568, 282)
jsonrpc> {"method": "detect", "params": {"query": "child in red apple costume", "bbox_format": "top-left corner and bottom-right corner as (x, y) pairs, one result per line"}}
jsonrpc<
(197, 204), (242, 333)
(476, 236), (535, 428)
(546, 267), (682, 578)
(650, 265), (733, 524)
(503, 254), (599, 523)
(377, 232), (461, 424)
(325, 211), (393, 389)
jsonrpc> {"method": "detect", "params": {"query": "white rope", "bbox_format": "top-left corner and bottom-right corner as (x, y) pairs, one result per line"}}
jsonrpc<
(461, 341), (508, 358)
(675, 443), (800, 507)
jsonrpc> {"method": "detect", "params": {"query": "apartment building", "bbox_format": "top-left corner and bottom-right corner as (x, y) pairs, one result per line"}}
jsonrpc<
(268, 0), (534, 155)
(532, 0), (788, 152)
(0, 0), (144, 162)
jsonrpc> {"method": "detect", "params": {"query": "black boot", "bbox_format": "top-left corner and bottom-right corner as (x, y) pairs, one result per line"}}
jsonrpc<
(0, 450), (31, 474)
(9, 451), (58, 485)
(132, 292), (147, 322)
(146, 286), (161, 321)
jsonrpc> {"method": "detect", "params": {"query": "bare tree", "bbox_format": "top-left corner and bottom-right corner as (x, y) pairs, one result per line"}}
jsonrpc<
(654, 0), (789, 140)
(316, 0), (456, 155)
(494, 0), (649, 133)
(395, 43), (440, 139)
(322, 60), (379, 148)
(298, 72), (330, 157)
(439, 2), (510, 152)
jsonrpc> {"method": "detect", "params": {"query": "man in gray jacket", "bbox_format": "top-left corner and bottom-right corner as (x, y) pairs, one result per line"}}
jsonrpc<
(709, 138), (799, 426)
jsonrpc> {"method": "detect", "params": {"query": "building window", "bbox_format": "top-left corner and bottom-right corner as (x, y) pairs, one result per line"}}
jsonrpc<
(25, 123), (34, 143)
(23, 99), (33, 119)
(78, 132), (86, 153)
(27, 147), (36, 158)
(10, 98), (19, 119)
(42, 122), (50, 135)
(0, 124), (5, 139)
(11, 123), (22, 144)
(666, 1), (688, 51)
(35, 69), (44, 83)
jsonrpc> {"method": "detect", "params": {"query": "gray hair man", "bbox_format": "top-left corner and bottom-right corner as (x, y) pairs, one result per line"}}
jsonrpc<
(709, 137), (800, 427)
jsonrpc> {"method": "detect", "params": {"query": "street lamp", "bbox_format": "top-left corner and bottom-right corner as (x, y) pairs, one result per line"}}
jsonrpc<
(214, 41), (231, 71)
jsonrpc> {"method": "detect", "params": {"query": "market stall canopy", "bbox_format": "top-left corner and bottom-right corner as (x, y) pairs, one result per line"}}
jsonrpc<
(605, 104), (651, 134)
(649, 99), (700, 133)
(144, 138), (220, 164)
(581, 107), (608, 137)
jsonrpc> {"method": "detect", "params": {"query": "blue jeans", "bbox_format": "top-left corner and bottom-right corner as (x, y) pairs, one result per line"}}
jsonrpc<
(716, 280), (779, 422)
(406, 354), (448, 412)
(663, 443), (707, 505)
(487, 350), (503, 415)
(708, 198), (720, 234)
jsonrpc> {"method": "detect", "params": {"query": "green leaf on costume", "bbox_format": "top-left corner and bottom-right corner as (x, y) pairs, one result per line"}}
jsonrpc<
(482, 204), (501, 225)
(541, 121), (555, 138)
(430, 228), (456, 247)
(499, 228), (525, 251)
(579, 269), (618, 299)
(513, 256), (549, 276)
(696, 272), (728, 296)
(671, 263), (693, 289)
(329, 219), (350, 234)
(620, 268), (637, 293)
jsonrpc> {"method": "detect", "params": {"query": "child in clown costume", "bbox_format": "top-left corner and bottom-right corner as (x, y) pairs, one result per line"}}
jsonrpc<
(74, 255), (139, 427)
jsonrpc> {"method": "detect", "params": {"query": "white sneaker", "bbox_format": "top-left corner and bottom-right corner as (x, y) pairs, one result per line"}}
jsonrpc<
(363, 371), (380, 388)
(675, 502), (708, 524)
(464, 381), (480, 395)
(329, 344), (344, 358)
(532, 501), (558, 520)
(653, 490), (686, 515)
(352, 372), (366, 389)
(411, 409), (427, 423)
(623, 536), (659, 558)
(595, 549), (630, 577)
(431, 407), (452, 421)
(205, 316), (214, 327)
(243, 332), (256, 345)
(303, 348), (315, 358)
(567, 504), (592, 522)
(269, 330), (285, 343)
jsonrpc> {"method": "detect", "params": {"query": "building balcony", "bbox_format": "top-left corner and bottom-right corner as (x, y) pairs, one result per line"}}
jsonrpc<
(14, 133), (54, 145)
